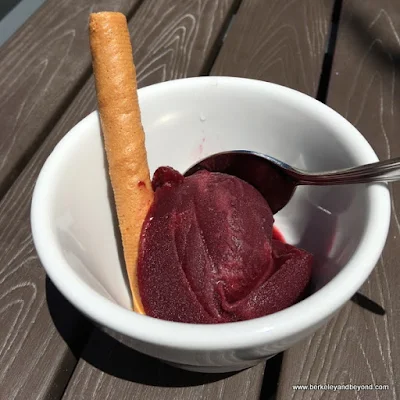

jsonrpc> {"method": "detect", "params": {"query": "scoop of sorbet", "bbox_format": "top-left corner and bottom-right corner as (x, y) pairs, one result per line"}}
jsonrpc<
(137, 167), (312, 323)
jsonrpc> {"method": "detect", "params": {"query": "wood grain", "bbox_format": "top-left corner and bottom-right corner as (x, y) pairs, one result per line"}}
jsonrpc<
(0, 2), (142, 400)
(128, 0), (239, 87)
(212, 0), (334, 95)
(0, 0), (141, 199)
(277, 1), (400, 399)
(62, 329), (265, 400)
(0, 0), (241, 399)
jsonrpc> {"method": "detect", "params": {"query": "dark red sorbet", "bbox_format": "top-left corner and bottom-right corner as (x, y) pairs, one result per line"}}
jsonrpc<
(272, 226), (285, 243)
(137, 167), (313, 324)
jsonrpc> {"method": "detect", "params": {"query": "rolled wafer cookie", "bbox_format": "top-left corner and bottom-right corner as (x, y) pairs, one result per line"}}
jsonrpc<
(89, 12), (153, 314)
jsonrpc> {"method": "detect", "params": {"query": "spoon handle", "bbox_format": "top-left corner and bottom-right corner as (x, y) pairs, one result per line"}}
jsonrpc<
(295, 156), (400, 185)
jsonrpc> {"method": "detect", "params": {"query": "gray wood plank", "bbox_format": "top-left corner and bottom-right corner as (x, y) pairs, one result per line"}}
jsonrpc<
(0, 0), (241, 399)
(61, 1), (334, 399)
(212, 0), (334, 96)
(277, 1), (400, 399)
(0, 2), (143, 400)
(212, 0), (336, 398)
(0, 0), (141, 199)
(63, 329), (266, 400)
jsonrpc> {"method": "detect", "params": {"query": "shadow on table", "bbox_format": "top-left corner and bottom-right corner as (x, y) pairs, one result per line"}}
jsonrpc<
(351, 292), (386, 315)
(80, 327), (240, 387)
(46, 277), (93, 359)
(46, 266), (385, 392)
(46, 277), (241, 387)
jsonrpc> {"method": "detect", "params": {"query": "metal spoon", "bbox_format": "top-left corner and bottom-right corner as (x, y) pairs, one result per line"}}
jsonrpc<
(184, 150), (399, 214)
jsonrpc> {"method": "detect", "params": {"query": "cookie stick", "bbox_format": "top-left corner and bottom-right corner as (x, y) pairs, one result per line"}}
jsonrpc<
(89, 12), (153, 314)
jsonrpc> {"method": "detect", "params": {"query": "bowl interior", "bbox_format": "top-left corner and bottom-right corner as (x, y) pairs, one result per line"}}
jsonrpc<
(47, 78), (376, 311)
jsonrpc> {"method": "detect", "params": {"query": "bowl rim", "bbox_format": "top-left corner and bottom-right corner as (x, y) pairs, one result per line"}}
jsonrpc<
(31, 76), (391, 350)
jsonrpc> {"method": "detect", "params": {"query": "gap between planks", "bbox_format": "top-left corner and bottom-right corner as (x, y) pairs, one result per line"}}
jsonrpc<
(316, 0), (344, 102)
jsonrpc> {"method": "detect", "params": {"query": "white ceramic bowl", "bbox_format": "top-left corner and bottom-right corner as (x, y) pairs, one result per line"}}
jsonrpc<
(31, 77), (390, 373)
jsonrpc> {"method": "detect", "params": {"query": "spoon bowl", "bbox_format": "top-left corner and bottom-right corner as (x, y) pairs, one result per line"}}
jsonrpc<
(185, 150), (400, 213)
(185, 150), (296, 213)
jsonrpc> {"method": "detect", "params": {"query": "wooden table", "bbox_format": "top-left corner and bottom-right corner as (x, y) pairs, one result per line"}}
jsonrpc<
(1, 0), (399, 399)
